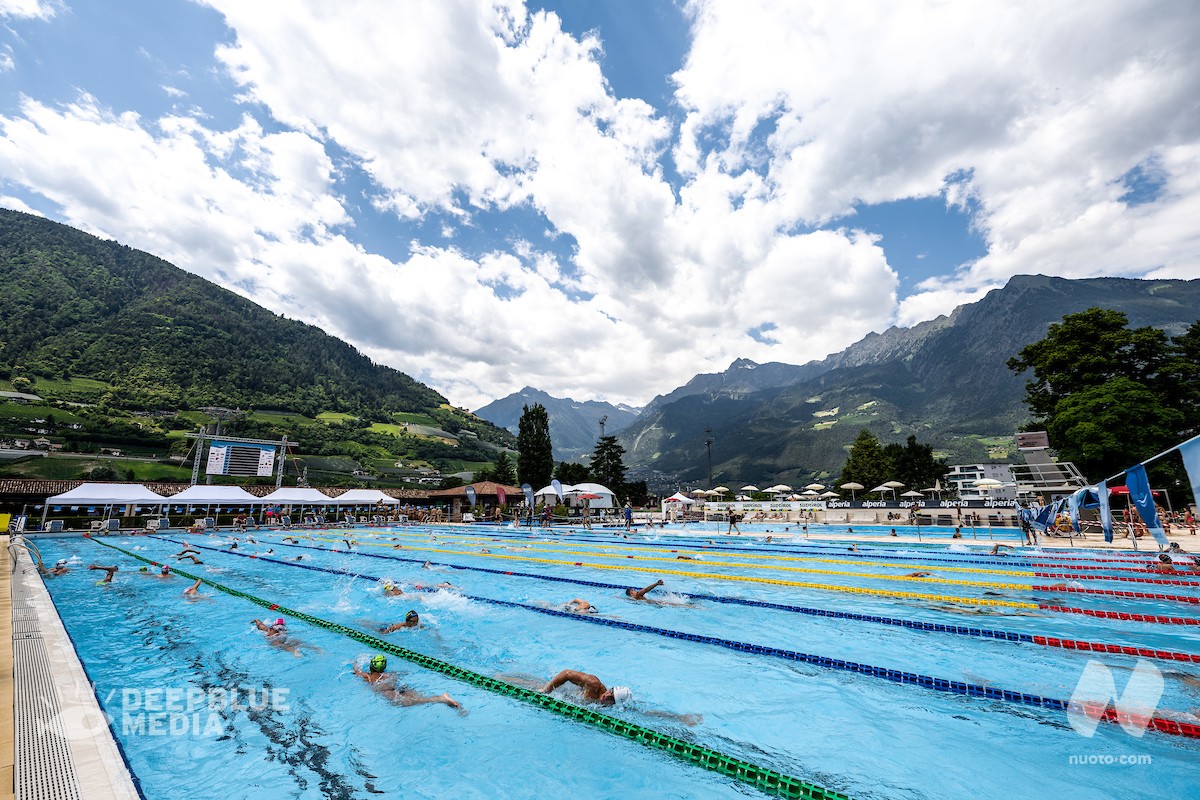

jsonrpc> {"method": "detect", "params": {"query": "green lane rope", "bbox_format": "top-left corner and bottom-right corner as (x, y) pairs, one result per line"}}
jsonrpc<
(85, 536), (849, 800)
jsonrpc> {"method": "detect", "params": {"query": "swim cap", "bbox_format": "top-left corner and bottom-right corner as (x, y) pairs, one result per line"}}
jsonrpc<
(383, 583), (394, 592)
(161, 565), (170, 573)
(55, 559), (68, 568)
(274, 618), (286, 627)
(611, 686), (633, 706)
(138, 566), (148, 572)
(405, 610), (419, 622)
(369, 654), (387, 673)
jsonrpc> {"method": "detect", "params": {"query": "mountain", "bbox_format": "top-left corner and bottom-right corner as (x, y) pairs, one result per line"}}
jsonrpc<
(474, 386), (640, 462)
(0, 208), (513, 454)
(620, 275), (1200, 488)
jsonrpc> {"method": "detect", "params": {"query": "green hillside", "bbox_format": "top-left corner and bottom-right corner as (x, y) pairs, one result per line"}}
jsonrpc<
(0, 209), (514, 484)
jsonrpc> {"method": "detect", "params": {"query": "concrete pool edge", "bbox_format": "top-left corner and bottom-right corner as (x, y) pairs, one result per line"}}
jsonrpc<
(8, 541), (139, 800)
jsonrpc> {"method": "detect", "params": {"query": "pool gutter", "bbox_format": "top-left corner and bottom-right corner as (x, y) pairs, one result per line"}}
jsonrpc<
(7, 540), (139, 800)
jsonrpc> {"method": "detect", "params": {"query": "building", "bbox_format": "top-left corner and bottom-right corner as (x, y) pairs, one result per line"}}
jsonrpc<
(945, 463), (1017, 501)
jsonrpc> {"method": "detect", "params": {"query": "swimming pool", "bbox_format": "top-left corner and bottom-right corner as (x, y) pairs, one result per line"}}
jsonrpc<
(31, 523), (1200, 799)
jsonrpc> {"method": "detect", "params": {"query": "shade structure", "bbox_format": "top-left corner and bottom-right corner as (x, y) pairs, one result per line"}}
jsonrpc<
(260, 487), (336, 505)
(334, 489), (401, 505)
(901, 490), (924, 498)
(803, 483), (825, 491)
(712, 486), (730, 493)
(801, 490), (819, 497)
(819, 491), (839, 498)
(563, 483), (618, 508)
(163, 484), (262, 505)
(46, 483), (167, 505)
(973, 478), (1004, 487)
(740, 485), (760, 492)
(840, 481), (864, 500)
(663, 493), (694, 504)
(690, 489), (709, 496)
(881, 480), (905, 489)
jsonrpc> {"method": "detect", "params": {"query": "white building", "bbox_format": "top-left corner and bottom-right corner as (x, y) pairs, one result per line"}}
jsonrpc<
(945, 463), (1017, 501)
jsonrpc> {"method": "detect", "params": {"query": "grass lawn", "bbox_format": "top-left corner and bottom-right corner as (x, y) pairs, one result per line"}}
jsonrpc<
(0, 402), (86, 424)
(392, 412), (440, 426)
(316, 411), (357, 423)
(368, 422), (406, 437)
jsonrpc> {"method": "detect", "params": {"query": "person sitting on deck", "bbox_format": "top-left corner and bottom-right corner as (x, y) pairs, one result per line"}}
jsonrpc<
(353, 654), (462, 710)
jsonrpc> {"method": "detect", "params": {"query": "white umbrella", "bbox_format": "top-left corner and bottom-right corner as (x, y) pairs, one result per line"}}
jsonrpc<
(840, 481), (864, 500)
(775, 484), (793, 492)
(802, 490), (820, 497)
(763, 486), (783, 494)
(690, 489), (709, 496)
(803, 483), (825, 491)
(882, 480), (905, 489)
(786, 494), (803, 501)
(870, 484), (891, 499)
(713, 486), (730, 493)
(901, 490), (924, 498)
(740, 485), (760, 493)
(819, 490), (839, 498)
(735, 494), (751, 501)
(974, 478), (1003, 487)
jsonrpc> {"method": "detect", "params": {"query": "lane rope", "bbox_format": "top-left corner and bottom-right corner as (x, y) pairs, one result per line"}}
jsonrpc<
(143, 535), (1200, 741)
(85, 536), (847, 800)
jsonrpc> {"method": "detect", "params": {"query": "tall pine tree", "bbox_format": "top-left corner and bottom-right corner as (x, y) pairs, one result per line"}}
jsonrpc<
(516, 403), (554, 488)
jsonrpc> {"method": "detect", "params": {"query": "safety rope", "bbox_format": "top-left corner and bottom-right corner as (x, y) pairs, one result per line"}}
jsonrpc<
(85, 536), (847, 800)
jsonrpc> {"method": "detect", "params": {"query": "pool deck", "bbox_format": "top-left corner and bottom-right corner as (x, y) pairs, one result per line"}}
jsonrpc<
(2, 537), (13, 800)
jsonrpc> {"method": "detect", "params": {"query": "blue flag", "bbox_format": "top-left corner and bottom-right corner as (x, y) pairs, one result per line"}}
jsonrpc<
(465, 486), (476, 508)
(521, 483), (534, 508)
(1180, 435), (1200, 512)
(1097, 481), (1113, 543)
(1032, 502), (1054, 532)
(551, 478), (563, 501)
(1125, 464), (1168, 548)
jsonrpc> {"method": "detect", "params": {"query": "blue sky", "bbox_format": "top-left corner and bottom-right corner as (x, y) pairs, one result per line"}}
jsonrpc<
(1, 1), (1197, 410)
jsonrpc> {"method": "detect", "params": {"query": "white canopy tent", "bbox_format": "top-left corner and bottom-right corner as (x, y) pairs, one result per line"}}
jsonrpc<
(260, 487), (337, 505)
(42, 482), (168, 527)
(162, 485), (263, 506)
(534, 483), (618, 508)
(334, 489), (401, 506)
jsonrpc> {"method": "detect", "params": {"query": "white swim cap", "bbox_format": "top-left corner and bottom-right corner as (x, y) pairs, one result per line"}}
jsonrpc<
(611, 686), (633, 706)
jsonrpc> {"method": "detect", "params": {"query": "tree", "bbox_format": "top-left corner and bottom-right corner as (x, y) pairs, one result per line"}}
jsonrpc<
(881, 435), (947, 494)
(590, 434), (627, 491)
(1007, 308), (1198, 481)
(491, 450), (517, 486)
(516, 403), (554, 488)
(838, 430), (889, 494)
(555, 461), (590, 485)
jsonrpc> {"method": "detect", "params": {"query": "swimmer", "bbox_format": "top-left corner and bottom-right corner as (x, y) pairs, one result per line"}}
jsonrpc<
(904, 571), (932, 578)
(251, 617), (313, 657)
(353, 654), (462, 710)
(848, 544), (858, 552)
(153, 564), (173, 578)
(88, 564), (119, 583)
(182, 579), (205, 598)
(890, 529), (897, 537)
(377, 610), (422, 633)
(1150, 553), (1178, 574)
(283, 536), (298, 544)
(626, 580), (664, 601)
(38, 558), (70, 577)
(990, 544), (1014, 556)
(382, 583), (405, 597)
(534, 669), (699, 725)
(1167, 542), (1187, 554)
(675, 554), (695, 561)
(479, 548), (491, 554)
(421, 561), (432, 570)
(175, 546), (200, 558)
(176, 554), (203, 564)
(564, 598), (597, 614)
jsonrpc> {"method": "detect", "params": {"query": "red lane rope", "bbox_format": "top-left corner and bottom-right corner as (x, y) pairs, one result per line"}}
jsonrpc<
(1038, 605), (1199, 625)
(1034, 586), (1200, 605)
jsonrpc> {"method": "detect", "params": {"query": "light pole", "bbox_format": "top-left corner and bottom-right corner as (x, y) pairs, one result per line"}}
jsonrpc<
(705, 427), (713, 487)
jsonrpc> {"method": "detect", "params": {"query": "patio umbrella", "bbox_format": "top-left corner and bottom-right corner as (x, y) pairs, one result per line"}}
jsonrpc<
(840, 482), (864, 500)
(974, 478), (1003, 488)
(774, 484), (793, 493)
(870, 484), (891, 499)
(713, 486), (730, 494)
(786, 494), (803, 501)
(881, 480), (904, 500)
(901, 490), (924, 498)
(819, 491), (839, 498)
(690, 489), (708, 497)
(803, 483), (825, 491)
(802, 490), (819, 497)
(740, 485), (760, 493)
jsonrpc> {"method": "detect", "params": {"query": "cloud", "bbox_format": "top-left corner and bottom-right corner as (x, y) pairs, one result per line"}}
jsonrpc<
(675, 0), (1200, 322)
(2, 1), (1198, 412)
(0, 0), (57, 20)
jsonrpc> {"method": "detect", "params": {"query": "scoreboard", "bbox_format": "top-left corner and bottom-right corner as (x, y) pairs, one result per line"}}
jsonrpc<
(206, 440), (277, 477)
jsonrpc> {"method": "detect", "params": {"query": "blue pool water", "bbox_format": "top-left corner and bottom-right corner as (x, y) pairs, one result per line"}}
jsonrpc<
(33, 523), (1200, 799)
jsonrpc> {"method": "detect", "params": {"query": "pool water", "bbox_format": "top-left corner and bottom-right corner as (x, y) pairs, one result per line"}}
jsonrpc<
(33, 523), (1200, 799)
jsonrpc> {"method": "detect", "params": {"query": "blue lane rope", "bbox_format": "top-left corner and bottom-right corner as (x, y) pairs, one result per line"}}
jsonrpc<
(144, 534), (1200, 736)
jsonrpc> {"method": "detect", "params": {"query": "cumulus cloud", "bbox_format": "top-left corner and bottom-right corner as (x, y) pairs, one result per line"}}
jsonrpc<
(0, 0), (57, 20)
(1, 1), (1197, 409)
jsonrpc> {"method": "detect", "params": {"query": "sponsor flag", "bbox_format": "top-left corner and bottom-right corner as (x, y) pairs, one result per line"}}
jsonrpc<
(1097, 481), (1114, 543)
(551, 479), (563, 501)
(1125, 465), (1168, 548)
(465, 486), (476, 508)
(496, 486), (507, 506)
(1180, 435), (1200, 511)
(521, 483), (534, 507)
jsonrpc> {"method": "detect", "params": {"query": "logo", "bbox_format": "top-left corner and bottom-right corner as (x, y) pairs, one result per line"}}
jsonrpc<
(1067, 659), (1163, 738)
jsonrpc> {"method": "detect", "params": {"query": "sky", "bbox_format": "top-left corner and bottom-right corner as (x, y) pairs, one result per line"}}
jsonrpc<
(1, 1), (1198, 412)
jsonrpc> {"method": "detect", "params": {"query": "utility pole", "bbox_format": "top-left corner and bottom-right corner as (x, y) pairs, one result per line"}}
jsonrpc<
(705, 427), (713, 487)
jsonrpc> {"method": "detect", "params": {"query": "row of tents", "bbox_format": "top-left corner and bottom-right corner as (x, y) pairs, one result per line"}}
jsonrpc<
(44, 483), (404, 507)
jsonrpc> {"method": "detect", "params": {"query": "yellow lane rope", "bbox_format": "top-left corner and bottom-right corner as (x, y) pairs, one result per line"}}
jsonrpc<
(271, 532), (1039, 608)
(288, 530), (1035, 590)
(305, 526), (1041, 577)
